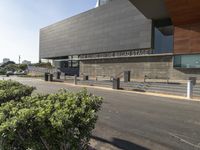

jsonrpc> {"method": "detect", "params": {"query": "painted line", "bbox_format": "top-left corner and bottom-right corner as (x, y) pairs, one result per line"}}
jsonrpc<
(168, 132), (200, 149)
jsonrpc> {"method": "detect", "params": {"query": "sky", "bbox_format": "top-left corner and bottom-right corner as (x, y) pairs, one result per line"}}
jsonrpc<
(0, 0), (97, 63)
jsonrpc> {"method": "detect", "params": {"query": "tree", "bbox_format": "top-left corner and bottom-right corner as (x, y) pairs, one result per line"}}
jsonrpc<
(19, 64), (28, 71)
(4, 64), (18, 72)
(31, 62), (53, 69)
(1, 61), (15, 68)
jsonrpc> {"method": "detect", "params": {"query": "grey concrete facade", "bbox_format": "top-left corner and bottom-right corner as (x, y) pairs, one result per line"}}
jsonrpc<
(39, 0), (152, 59)
(39, 0), (200, 80)
(80, 56), (200, 80)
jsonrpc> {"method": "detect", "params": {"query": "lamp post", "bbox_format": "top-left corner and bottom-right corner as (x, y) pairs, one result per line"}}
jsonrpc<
(19, 55), (21, 65)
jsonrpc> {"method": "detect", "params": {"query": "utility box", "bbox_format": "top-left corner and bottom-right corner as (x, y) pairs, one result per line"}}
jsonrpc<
(113, 78), (120, 89)
(124, 71), (131, 82)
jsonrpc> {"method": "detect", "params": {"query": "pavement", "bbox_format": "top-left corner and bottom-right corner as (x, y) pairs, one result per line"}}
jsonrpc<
(1, 76), (200, 150)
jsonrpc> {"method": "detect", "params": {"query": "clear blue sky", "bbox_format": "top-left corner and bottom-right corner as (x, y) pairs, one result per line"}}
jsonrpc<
(0, 0), (97, 63)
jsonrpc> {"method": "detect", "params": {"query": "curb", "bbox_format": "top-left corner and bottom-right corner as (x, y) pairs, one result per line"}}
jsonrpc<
(63, 82), (200, 102)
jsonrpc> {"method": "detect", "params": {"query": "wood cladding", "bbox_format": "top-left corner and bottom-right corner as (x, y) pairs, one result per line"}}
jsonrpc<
(165, 0), (200, 54)
(165, 0), (200, 25)
(174, 23), (200, 54)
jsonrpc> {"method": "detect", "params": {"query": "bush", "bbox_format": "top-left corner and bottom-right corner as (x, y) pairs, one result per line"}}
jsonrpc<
(31, 62), (53, 69)
(19, 64), (28, 71)
(0, 89), (102, 150)
(0, 80), (35, 103)
(0, 68), (6, 75)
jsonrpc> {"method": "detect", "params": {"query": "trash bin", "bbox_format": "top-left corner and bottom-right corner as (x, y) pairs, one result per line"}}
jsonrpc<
(44, 73), (49, 81)
(56, 72), (61, 79)
(83, 75), (89, 81)
(49, 74), (53, 82)
(124, 71), (131, 82)
(113, 78), (120, 89)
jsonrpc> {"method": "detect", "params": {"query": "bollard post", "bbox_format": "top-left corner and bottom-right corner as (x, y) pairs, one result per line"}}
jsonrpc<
(49, 74), (53, 82)
(74, 75), (77, 85)
(56, 72), (61, 79)
(83, 75), (89, 81)
(187, 80), (193, 99)
(64, 74), (66, 80)
(44, 73), (49, 81)
(113, 78), (120, 89)
(124, 71), (131, 82)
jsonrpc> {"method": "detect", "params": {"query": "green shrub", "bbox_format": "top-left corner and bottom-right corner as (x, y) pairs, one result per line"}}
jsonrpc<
(31, 62), (53, 69)
(0, 80), (22, 90)
(0, 89), (102, 150)
(0, 68), (6, 75)
(0, 80), (35, 103)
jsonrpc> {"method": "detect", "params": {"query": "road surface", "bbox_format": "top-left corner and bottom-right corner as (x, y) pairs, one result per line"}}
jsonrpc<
(2, 76), (200, 150)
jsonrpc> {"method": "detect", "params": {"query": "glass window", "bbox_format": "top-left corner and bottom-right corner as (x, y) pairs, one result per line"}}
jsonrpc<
(72, 55), (79, 60)
(153, 19), (174, 54)
(174, 55), (200, 68)
(68, 61), (72, 68)
(64, 62), (68, 68)
(53, 55), (80, 69)
(72, 61), (79, 68)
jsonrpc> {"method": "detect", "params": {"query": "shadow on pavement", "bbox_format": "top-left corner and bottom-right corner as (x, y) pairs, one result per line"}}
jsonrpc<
(92, 136), (149, 150)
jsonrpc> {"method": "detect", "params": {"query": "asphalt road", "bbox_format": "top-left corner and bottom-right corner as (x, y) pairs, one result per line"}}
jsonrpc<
(2, 76), (200, 150)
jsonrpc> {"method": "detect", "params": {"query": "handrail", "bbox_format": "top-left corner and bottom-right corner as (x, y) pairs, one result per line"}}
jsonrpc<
(115, 72), (124, 79)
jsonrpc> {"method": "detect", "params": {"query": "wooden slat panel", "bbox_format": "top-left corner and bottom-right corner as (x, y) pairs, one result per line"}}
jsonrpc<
(174, 23), (200, 54)
(165, 0), (200, 25)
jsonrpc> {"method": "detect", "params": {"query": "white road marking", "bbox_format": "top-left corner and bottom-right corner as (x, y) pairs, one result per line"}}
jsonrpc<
(168, 132), (200, 149)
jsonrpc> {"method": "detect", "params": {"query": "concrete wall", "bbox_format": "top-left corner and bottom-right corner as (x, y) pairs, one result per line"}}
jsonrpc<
(80, 56), (200, 80)
(40, 0), (152, 59)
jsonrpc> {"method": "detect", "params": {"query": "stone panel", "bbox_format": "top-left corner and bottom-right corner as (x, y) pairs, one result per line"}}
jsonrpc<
(80, 56), (200, 80)
(39, 0), (152, 59)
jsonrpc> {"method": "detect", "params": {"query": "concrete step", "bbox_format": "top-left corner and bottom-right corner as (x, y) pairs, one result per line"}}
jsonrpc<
(77, 80), (200, 97)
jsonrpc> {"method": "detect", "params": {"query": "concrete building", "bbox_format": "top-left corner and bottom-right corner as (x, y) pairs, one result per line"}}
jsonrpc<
(22, 60), (31, 65)
(3, 58), (10, 64)
(39, 0), (200, 80)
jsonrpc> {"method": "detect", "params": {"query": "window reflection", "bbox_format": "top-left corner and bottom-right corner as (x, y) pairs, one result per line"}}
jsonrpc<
(174, 55), (200, 68)
(153, 19), (174, 54)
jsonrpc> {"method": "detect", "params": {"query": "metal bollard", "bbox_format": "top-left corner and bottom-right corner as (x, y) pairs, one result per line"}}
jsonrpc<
(83, 75), (89, 81)
(64, 75), (66, 80)
(187, 80), (193, 99)
(44, 73), (49, 81)
(49, 74), (53, 82)
(124, 71), (131, 82)
(56, 72), (61, 79)
(74, 75), (77, 85)
(113, 78), (120, 89)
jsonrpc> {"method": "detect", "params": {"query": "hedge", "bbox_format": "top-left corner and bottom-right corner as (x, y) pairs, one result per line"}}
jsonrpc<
(0, 89), (102, 150)
(0, 80), (35, 104)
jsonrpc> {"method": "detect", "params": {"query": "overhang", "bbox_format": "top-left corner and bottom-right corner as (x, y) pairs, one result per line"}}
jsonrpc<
(129, 0), (170, 20)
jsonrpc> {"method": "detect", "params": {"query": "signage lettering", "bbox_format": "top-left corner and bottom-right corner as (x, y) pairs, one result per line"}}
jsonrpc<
(79, 49), (153, 60)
